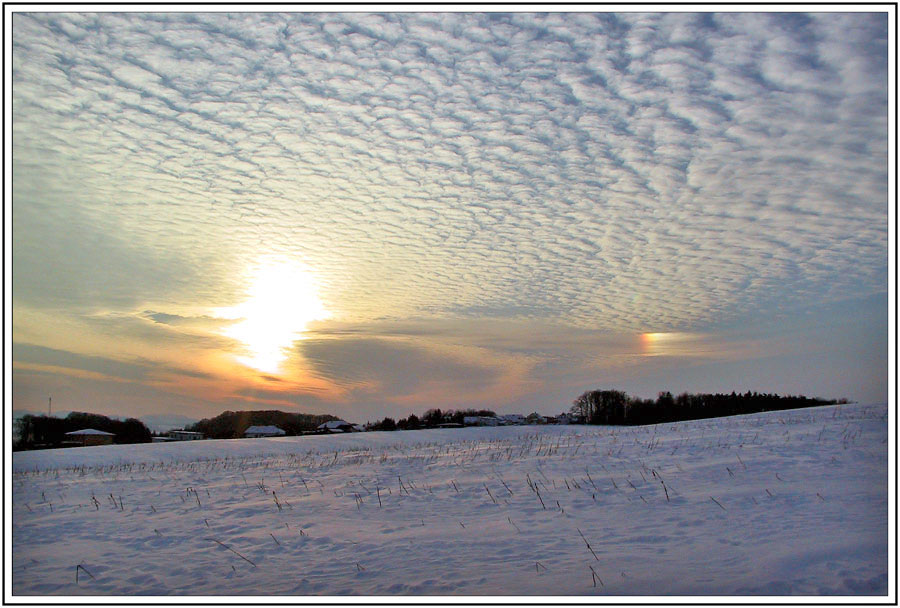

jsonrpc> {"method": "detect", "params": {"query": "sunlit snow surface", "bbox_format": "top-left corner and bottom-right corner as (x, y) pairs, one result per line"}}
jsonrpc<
(12, 403), (888, 597)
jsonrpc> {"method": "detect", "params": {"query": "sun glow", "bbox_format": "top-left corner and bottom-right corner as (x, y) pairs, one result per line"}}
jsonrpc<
(640, 332), (701, 357)
(642, 333), (668, 343)
(216, 260), (328, 374)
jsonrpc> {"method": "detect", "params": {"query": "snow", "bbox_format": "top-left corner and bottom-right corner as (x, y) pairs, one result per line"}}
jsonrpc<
(9, 403), (890, 599)
(64, 429), (115, 436)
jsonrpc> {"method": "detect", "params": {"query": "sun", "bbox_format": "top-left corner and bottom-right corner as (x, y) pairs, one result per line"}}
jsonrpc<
(216, 260), (328, 374)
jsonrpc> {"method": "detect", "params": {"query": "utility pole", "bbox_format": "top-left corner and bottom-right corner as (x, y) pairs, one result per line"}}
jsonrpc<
(48, 396), (51, 417)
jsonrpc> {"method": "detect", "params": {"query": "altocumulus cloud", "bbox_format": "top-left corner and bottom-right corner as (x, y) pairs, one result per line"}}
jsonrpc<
(11, 12), (888, 414)
(14, 12), (887, 330)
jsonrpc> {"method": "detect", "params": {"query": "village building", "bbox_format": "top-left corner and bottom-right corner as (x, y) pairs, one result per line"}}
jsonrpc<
(556, 413), (582, 425)
(167, 430), (205, 441)
(317, 420), (358, 433)
(64, 429), (115, 447)
(462, 416), (502, 426)
(525, 413), (548, 424)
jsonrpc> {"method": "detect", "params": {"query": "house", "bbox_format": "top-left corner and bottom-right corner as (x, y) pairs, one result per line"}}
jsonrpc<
(462, 416), (502, 427)
(317, 420), (356, 433)
(500, 414), (526, 425)
(244, 425), (286, 438)
(556, 413), (582, 425)
(168, 430), (204, 441)
(64, 429), (115, 447)
(525, 413), (547, 425)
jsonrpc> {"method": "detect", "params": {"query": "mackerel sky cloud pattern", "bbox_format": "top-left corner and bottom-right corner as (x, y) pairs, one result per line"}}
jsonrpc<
(11, 11), (889, 418)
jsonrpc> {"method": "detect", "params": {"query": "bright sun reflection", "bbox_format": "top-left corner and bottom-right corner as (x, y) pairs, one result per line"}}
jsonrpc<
(216, 260), (328, 374)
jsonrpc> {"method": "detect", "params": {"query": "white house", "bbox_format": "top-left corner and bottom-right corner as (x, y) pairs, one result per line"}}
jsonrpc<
(556, 413), (582, 425)
(244, 425), (286, 438)
(317, 420), (356, 433)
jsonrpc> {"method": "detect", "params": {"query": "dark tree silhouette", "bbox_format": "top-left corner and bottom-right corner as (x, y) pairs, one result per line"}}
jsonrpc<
(572, 389), (845, 426)
(371, 417), (397, 431)
(422, 408), (444, 427)
(187, 410), (339, 439)
(13, 412), (152, 450)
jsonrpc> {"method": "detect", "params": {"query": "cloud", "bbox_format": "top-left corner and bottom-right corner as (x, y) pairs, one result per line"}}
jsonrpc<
(13, 342), (217, 383)
(297, 333), (536, 408)
(13, 12), (888, 333)
(13, 342), (152, 382)
(142, 310), (228, 330)
(299, 317), (761, 407)
(11, 11), (888, 415)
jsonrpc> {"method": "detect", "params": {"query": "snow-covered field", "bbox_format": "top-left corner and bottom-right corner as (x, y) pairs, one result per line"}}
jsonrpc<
(9, 403), (890, 599)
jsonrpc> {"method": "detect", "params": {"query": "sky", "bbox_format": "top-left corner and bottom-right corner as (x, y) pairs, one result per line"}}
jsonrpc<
(8, 9), (891, 425)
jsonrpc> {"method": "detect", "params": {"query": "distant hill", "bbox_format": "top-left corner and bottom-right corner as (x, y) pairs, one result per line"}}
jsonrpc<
(14, 409), (73, 420)
(139, 414), (199, 433)
(187, 410), (341, 439)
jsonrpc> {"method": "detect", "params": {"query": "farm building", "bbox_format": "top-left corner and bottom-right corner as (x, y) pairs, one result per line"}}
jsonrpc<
(499, 414), (526, 425)
(168, 430), (204, 441)
(463, 416), (502, 426)
(317, 420), (359, 433)
(64, 429), (115, 447)
(244, 425), (286, 438)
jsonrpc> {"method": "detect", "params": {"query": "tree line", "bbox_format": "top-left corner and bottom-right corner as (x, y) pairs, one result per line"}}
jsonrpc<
(186, 410), (340, 439)
(368, 408), (497, 431)
(571, 389), (847, 426)
(14, 412), (152, 451)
